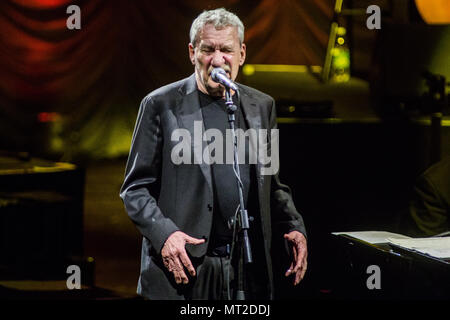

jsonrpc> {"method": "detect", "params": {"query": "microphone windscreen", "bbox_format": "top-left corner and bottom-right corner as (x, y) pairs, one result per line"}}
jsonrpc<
(211, 67), (226, 81)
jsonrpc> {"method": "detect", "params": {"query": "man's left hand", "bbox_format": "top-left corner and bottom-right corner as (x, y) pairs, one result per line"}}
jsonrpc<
(284, 231), (307, 285)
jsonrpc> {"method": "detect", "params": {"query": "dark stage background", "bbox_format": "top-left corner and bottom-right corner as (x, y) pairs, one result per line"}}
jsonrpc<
(0, 0), (449, 300)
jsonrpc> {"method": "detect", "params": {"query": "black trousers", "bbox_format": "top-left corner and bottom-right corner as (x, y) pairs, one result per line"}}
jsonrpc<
(186, 255), (269, 300)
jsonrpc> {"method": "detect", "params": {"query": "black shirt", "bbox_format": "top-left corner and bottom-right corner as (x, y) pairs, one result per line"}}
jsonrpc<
(198, 90), (258, 250)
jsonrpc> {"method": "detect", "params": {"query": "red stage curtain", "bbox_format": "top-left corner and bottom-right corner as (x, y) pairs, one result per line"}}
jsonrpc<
(0, 0), (333, 159)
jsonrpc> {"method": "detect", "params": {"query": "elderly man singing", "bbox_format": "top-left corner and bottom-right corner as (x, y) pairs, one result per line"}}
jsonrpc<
(120, 8), (307, 300)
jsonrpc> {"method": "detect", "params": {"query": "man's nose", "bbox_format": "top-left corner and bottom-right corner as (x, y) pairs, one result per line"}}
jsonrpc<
(211, 50), (226, 67)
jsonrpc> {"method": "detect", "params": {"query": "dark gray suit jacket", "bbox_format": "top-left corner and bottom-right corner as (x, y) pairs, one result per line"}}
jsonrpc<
(120, 74), (306, 299)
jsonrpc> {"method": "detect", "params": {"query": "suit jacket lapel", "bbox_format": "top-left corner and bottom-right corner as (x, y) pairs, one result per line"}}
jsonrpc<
(177, 74), (213, 192)
(239, 88), (261, 131)
(238, 86), (265, 188)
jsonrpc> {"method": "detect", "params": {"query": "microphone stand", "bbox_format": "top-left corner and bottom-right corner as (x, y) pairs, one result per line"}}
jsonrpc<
(224, 87), (253, 300)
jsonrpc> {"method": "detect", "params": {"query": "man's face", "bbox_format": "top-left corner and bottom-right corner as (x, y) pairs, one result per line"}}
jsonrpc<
(189, 24), (246, 97)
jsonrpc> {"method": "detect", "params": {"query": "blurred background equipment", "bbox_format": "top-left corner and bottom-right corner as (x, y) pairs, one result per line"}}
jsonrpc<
(0, 152), (96, 296)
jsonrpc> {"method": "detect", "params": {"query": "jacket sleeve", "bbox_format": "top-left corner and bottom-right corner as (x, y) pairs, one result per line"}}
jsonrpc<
(119, 95), (179, 254)
(268, 98), (307, 238)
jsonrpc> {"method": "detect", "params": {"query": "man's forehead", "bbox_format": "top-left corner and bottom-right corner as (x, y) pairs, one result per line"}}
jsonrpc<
(197, 24), (239, 45)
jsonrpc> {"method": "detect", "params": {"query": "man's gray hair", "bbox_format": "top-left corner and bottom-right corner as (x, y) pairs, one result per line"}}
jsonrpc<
(190, 8), (244, 47)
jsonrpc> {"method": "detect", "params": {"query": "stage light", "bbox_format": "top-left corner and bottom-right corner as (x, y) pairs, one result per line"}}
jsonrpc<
(243, 64), (255, 76)
(13, 0), (70, 9)
(37, 112), (61, 123)
(415, 0), (450, 24)
(242, 64), (309, 74)
(329, 26), (350, 83)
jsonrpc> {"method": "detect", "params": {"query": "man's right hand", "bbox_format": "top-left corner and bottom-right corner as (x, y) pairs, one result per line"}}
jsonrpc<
(161, 231), (205, 284)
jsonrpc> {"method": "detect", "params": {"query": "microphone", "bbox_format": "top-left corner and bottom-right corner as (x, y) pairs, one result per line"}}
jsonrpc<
(211, 68), (239, 91)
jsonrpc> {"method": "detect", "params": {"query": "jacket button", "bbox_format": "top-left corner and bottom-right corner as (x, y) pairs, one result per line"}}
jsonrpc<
(207, 204), (212, 211)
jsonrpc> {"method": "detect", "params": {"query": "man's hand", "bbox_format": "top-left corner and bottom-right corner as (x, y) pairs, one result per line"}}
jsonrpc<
(284, 231), (307, 285)
(161, 231), (205, 285)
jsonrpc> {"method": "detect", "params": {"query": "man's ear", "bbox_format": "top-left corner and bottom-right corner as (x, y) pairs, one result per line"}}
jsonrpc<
(188, 43), (195, 65)
(239, 43), (246, 66)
